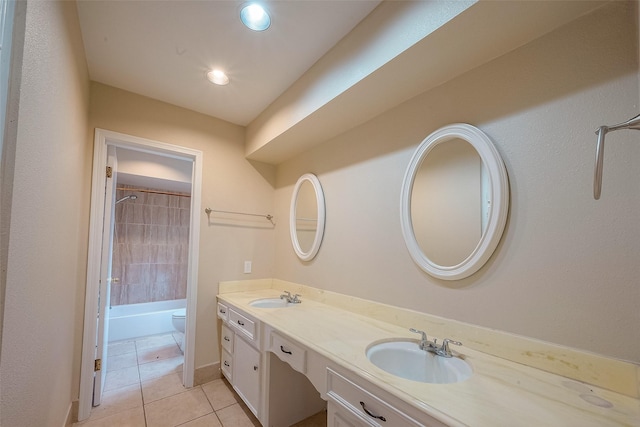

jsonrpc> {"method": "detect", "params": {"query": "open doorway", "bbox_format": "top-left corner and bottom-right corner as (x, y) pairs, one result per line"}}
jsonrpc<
(109, 147), (192, 348)
(79, 129), (203, 422)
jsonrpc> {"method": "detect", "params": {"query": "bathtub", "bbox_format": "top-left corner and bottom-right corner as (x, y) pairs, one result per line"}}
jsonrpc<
(108, 299), (186, 342)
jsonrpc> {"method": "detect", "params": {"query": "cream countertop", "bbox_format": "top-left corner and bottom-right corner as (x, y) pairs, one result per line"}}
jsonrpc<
(217, 287), (640, 427)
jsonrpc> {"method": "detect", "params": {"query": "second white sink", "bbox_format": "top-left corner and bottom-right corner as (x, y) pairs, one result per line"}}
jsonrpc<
(249, 298), (293, 308)
(366, 340), (472, 384)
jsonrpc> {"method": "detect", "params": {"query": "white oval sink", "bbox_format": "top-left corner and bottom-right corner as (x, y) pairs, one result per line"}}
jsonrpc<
(366, 340), (472, 384)
(249, 298), (293, 308)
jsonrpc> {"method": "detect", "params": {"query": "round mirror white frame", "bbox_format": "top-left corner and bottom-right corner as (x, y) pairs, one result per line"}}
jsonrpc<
(290, 173), (326, 261)
(400, 124), (509, 280)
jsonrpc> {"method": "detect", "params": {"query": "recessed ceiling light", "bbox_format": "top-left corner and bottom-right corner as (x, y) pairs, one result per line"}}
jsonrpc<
(240, 3), (271, 31)
(207, 69), (229, 86)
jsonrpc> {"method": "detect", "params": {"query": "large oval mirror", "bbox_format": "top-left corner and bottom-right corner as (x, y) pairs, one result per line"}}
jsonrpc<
(290, 173), (326, 261)
(400, 124), (509, 280)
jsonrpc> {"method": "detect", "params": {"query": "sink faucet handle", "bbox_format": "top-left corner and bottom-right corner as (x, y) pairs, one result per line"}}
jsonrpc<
(292, 294), (302, 303)
(441, 338), (462, 357)
(409, 328), (427, 342)
(280, 291), (291, 300)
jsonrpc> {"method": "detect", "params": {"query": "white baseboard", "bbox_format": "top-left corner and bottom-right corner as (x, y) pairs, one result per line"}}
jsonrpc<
(64, 400), (78, 426)
(194, 362), (221, 386)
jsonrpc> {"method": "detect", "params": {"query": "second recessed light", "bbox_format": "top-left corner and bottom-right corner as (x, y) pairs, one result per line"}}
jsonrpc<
(240, 3), (271, 31)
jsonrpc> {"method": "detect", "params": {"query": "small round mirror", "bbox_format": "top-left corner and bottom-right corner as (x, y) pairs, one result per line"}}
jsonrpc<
(400, 124), (509, 280)
(290, 173), (325, 261)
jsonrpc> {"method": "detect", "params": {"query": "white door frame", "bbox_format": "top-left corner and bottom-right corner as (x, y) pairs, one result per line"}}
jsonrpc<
(79, 129), (203, 421)
(93, 145), (117, 406)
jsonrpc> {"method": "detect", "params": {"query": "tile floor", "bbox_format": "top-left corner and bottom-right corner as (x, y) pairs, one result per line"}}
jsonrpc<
(73, 333), (326, 427)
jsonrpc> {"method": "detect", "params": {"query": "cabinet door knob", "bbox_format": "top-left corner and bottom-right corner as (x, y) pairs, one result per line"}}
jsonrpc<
(253, 365), (258, 371)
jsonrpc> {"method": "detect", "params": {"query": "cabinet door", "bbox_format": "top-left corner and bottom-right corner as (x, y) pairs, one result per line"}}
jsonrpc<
(232, 336), (261, 417)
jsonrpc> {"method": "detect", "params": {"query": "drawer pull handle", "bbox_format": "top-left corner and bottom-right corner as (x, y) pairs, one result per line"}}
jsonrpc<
(237, 320), (245, 326)
(360, 401), (386, 422)
(224, 361), (230, 367)
(219, 309), (226, 314)
(280, 345), (292, 355)
(224, 336), (230, 342)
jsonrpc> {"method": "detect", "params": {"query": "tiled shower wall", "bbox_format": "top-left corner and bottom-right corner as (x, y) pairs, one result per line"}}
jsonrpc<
(111, 185), (191, 306)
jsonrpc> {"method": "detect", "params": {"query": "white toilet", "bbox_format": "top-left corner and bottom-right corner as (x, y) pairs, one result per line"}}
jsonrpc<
(172, 308), (186, 352)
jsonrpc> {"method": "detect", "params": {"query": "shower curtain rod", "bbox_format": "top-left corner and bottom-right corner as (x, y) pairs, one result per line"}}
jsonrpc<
(116, 187), (191, 197)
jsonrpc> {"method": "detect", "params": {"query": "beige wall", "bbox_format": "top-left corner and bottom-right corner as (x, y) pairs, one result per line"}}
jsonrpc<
(274, 2), (640, 363)
(0, 1), (91, 426)
(88, 82), (277, 369)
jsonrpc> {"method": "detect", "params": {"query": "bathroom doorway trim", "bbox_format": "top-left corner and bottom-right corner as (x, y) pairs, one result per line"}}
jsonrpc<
(78, 129), (203, 421)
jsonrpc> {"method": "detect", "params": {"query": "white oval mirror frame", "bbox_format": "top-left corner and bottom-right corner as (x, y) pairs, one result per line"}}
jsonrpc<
(290, 173), (326, 261)
(400, 123), (509, 280)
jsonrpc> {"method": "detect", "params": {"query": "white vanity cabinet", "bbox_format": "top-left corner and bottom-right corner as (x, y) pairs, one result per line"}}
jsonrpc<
(218, 303), (263, 419)
(217, 297), (448, 427)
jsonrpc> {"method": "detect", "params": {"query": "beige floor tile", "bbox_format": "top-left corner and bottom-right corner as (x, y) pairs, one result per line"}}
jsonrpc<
(291, 410), (328, 427)
(137, 342), (182, 365)
(215, 403), (258, 427)
(135, 333), (178, 350)
(139, 355), (183, 381)
(108, 351), (139, 371)
(145, 387), (213, 427)
(201, 378), (239, 411)
(107, 340), (137, 357)
(87, 383), (143, 422)
(173, 332), (184, 348)
(142, 371), (187, 403)
(73, 406), (145, 427)
(104, 365), (140, 392)
(179, 413), (223, 427)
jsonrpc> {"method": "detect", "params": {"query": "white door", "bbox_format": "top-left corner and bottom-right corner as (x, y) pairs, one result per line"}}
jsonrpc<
(93, 146), (117, 405)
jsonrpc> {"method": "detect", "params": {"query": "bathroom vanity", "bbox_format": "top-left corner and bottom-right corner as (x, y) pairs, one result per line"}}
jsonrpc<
(217, 279), (640, 426)
(217, 298), (440, 426)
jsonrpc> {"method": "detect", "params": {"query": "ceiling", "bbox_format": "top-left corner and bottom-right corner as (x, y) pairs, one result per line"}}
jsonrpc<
(76, 0), (381, 126)
(77, 1), (607, 165)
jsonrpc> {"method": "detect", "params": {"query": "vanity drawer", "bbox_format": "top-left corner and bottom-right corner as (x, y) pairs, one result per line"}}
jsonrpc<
(269, 331), (306, 374)
(229, 308), (257, 341)
(217, 302), (229, 321)
(221, 324), (234, 353)
(327, 368), (431, 427)
(221, 349), (233, 381)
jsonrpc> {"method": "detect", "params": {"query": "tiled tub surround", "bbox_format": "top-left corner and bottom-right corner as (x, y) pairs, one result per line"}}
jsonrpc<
(111, 186), (191, 306)
(218, 279), (640, 426)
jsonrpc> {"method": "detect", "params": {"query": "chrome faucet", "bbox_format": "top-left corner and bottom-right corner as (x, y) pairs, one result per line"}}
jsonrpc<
(437, 338), (463, 358)
(280, 291), (302, 304)
(409, 328), (434, 350)
(409, 328), (462, 358)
